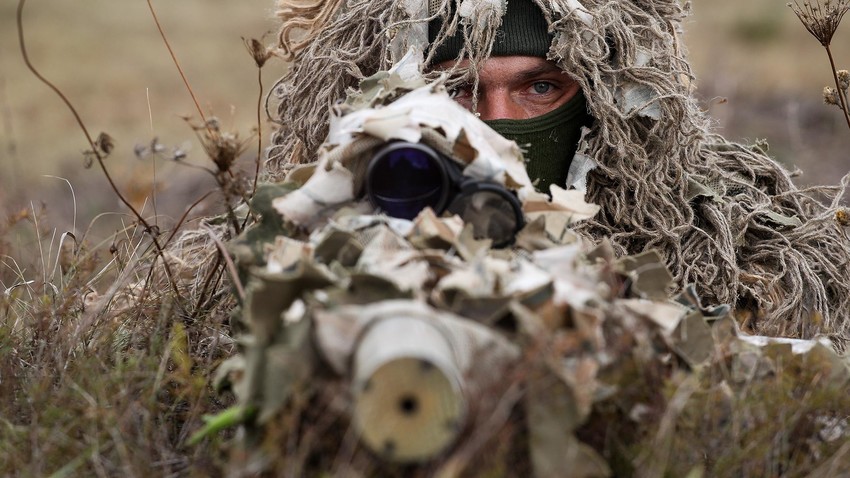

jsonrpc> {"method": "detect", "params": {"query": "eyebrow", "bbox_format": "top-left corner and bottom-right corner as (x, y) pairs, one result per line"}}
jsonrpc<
(511, 63), (567, 84)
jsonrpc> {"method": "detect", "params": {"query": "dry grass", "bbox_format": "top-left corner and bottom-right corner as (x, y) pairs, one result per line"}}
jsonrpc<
(0, 206), (236, 475)
(0, 2), (271, 475)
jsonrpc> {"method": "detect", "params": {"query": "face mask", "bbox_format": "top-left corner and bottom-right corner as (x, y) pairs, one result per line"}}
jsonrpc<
(485, 91), (591, 193)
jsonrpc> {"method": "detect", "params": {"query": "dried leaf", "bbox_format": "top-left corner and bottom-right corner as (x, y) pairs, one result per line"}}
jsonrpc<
(328, 272), (411, 304)
(615, 82), (661, 120)
(243, 264), (335, 343)
(760, 210), (803, 228)
(313, 228), (363, 267)
(620, 298), (688, 335)
(565, 152), (598, 192)
(265, 236), (312, 273)
(514, 215), (560, 251)
(524, 185), (601, 224)
(213, 354), (247, 396)
(670, 312), (714, 367)
(616, 250), (673, 300)
(407, 208), (461, 249)
(685, 177), (721, 202)
(674, 284), (731, 319)
(258, 317), (315, 422)
(534, 244), (603, 309)
(312, 307), (374, 375)
(273, 160), (356, 226)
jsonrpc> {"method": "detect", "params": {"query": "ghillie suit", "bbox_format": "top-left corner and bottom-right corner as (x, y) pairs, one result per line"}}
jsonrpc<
(266, 0), (850, 339)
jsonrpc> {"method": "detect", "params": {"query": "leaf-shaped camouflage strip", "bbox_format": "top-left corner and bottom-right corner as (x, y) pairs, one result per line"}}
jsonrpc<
(242, 263), (336, 342)
(229, 182), (299, 273)
(615, 250), (674, 300)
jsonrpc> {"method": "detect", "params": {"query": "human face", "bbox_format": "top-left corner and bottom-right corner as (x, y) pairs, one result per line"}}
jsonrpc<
(435, 56), (581, 120)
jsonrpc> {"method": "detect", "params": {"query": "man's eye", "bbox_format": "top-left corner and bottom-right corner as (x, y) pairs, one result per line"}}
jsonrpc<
(448, 87), (470, 99)
(531, 82), (554, 94)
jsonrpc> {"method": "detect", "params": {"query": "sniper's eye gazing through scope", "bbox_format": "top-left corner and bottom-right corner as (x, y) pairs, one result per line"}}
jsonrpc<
(365, 142), (524, 248)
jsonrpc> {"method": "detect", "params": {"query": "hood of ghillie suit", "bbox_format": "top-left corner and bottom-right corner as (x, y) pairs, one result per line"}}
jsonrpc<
(266, 0), (850, 339)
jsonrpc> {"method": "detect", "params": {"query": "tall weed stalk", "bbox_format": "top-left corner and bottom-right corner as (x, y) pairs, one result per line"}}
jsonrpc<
(789, 0), (850, 130)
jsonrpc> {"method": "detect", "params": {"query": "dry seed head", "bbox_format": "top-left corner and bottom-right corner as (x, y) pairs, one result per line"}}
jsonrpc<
(244, 37), (272, 68)
(788, 0), (850, 46)
(209, 131), (242, 172)
(837, 208), (850, 227)
(83, 132), (116, 167)
(173, 147), (188, 162)
(133, 143), (148, 159)
(181, 115), (250, 172)
(823, 86), (841, 105)
(838, 69), (850, 90)
(95, 132), (115, 156)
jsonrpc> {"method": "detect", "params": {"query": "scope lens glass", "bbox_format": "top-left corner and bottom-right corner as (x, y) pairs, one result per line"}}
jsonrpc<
(447, 187), (522, 247)
(368, 145), (448, 220)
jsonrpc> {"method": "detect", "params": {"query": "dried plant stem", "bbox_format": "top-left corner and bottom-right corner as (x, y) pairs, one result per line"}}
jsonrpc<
(825, 45), (850, 131)
(253, 69), (263, 196)
(16, 0), (183, 305)
(240, 67), (265, 233)
(163, 190), (216, 246)
(145, 0), (208, 127)
(192, 252), (224, 318)
(201, 224), (245, 301)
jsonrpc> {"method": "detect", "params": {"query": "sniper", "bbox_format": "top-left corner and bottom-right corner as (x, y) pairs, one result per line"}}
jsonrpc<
(265, 0), (850, 339)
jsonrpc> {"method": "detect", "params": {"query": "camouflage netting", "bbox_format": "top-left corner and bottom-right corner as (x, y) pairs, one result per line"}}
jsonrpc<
(265, 0), (850, 339)
(216, 177), (850, 476)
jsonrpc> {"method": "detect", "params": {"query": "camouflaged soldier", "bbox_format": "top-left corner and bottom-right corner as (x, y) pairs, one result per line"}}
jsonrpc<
(266, 0), (850, 339)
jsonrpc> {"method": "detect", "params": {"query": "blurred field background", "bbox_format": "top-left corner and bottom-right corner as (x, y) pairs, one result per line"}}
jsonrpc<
(686, 0), (849, 191)
(0, 0), (282, 246)
(1, 0), (848, 244)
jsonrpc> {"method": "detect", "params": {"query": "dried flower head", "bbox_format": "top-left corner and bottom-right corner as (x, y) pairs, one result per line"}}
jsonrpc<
(243, 37), (272, 68)
(83, 132), (116, 168)
(788, 0), (850, 46)
(824, 86), (841, 105)
(95, 132), (115, 156)
(837, 207), (850, 227)
(838, 69), (850, 90)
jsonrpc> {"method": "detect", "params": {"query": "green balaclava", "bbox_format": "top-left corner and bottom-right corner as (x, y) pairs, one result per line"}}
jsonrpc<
(428, 0), (592, 193)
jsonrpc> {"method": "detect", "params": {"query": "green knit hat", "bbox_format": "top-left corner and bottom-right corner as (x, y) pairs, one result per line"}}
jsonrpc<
(428, 0), (552, 65)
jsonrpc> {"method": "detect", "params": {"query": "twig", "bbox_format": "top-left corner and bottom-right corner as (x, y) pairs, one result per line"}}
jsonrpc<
(201, 224), (245, 301)
(239, 67), (264, 233)
(163, 190), (215, 247)
(825, 45), (850, 130)
(253, 69), (264, 197)
(146, 87), (160, 230)
(191, 252), (223, 320)
(145, 0), (208, 127)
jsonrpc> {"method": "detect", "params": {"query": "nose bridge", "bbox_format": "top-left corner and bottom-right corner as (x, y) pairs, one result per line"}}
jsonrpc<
(477, 88), (521, 121)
